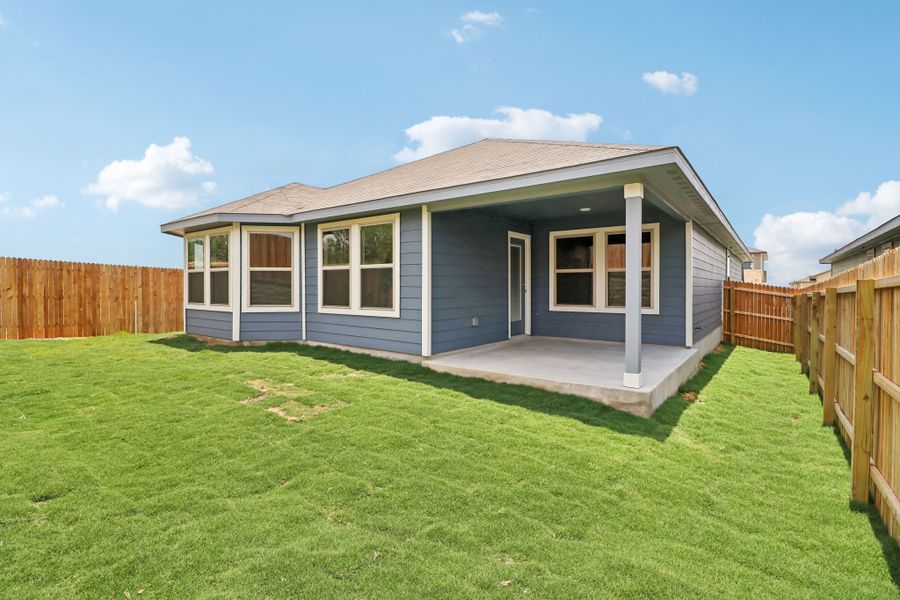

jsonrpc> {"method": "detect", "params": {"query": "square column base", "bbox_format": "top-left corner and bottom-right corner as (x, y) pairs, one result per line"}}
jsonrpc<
(623, 372), (643, 389)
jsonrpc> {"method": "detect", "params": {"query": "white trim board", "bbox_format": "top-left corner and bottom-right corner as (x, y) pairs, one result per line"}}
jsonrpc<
(300, 222), (307, 341)
(685, 221), (693, 348)
(421, 206), (432, 356)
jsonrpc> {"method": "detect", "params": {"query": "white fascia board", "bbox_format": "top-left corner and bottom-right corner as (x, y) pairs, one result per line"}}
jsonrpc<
(671, 150), (752, 262)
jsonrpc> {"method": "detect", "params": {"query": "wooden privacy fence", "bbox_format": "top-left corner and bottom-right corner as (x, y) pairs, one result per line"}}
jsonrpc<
(722, 280), (794, 352)
(794, 246), (900, 548)
(0, 257), (183, 340)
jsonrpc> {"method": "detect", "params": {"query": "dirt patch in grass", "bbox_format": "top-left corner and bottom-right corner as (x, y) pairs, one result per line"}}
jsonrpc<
(268, 400), (348, 423)
(680, 391), (704, 403)
(320, 370), (368, 379)
(242, 380), (346, 423)
(241, 380), (312, 405)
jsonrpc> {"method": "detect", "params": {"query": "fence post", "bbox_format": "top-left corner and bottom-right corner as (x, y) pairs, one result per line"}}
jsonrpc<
(729, 285), (736, 344)
(851, 279), (875, 503)
(822, 288), (837, 425)
(809, 295), (820, 394)
(792, 295), (800, 362)
(798, 294), (809, 374)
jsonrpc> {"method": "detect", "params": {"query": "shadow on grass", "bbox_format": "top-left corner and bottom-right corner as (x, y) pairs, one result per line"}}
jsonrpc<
(151, 335), (734, 442)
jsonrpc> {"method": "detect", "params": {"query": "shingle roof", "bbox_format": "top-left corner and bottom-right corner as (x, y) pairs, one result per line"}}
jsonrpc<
(175, 139), (668, 221)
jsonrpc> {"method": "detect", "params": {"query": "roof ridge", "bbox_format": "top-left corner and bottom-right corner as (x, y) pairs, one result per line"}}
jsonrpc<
(483, 138), (666, 150)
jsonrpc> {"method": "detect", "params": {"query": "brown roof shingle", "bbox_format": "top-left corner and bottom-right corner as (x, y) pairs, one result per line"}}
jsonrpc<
(174, 138), (668, 222)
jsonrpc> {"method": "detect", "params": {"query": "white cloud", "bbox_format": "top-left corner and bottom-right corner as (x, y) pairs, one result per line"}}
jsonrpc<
(0, 194), (64, 219)
(394, 106), (602, 162)
(462, 10), (503, 26)
(451, 24), (480, 44)
(642, 71), (698, 96)
(450, 9), (503, 43)
(836, 179), (900, 228)
(753, 180), (900, 284)
(84, 136), (216, 210)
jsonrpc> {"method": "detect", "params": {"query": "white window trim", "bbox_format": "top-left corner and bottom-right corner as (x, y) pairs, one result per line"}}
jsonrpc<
(184, 226), (234, 313)
(241, 226), (300, 313)
(548, 223), (660, 316)
(317, 213), (401, 318)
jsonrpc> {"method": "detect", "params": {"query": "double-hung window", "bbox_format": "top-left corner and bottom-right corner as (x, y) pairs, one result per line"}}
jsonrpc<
(242, 227), (298, 311)
(549, 223), (659, 314)
(185, 228), (232, 310)
(318, 214), (400, 317)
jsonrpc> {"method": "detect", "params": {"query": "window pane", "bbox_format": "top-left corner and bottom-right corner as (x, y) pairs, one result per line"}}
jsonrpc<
(606, 233), (624, 270)
(510, 246), (521, 320)
(250, 271), (292, 305)
(250, 233), (292, 268)
(209, 234), (229, 269)
(606, 271), (652, 308)
(556, 272), (593, 306)
(322, 229), (350, 266)
(361, 268), (393, 309)
(607, 232), (651, 270)
(556, 236), (593, 269)
(607, 271), (625, 307)
(361, 223), (393, 265)
(322, 269), (350, 307)
(188, 272), (204, 304)
(210, 271), (229, 305)
(187, 238), (204, 270)
(642, 271), (651, 308)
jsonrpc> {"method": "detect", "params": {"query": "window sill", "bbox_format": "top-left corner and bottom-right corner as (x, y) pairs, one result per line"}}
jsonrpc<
(318, 306), (401, 319)
(186, 304), (232, 313)
(242, 305), (299, 313)
(549, 305), (660, 316)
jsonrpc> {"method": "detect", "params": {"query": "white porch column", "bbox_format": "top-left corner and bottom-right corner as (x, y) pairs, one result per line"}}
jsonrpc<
(623, 183), (643, 388)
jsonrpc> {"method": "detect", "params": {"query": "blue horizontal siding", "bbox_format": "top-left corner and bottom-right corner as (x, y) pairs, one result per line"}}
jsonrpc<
(241, 311), (302, 341)
(186, 308), (231, 339)
(431, 210), (531, 354)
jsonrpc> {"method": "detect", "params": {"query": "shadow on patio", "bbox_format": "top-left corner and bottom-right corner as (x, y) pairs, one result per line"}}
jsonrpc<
(150, 335), (735, 442)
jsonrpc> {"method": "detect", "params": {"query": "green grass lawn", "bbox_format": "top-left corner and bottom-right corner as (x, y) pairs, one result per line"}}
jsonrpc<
(1, 334), (897, 598)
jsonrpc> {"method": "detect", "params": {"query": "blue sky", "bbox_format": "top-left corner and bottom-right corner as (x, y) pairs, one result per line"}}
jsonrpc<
(1, 1), (898, 283)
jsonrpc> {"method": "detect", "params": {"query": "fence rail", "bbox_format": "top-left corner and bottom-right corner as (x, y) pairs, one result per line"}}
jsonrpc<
(793, 246), (900, 548)
(722, 280), (794, 352)
(0, 257), (183, 340)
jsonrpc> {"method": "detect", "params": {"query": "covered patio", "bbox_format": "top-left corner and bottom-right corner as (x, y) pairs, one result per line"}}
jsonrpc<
(423, 336), (703, 417)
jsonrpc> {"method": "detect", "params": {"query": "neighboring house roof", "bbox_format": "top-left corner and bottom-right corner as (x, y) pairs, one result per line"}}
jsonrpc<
(745, 247), (767, 260)
(820, 214), (900, 264)
(161, 137), (750, 261)
(789, 268), (832, 288)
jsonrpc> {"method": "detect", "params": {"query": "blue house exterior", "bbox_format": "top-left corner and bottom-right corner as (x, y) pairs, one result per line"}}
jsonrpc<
(163, 139), (750, 396)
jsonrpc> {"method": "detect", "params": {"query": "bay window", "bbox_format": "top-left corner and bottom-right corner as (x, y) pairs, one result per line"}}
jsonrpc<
(185, 228), (233, 310)
(318, 214), (400, 317)
(242, 227), (298, 311)
(549, 223), (659, 314)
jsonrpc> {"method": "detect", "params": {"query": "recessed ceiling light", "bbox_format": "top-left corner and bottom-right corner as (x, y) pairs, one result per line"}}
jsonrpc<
(579, 207), (591, 212)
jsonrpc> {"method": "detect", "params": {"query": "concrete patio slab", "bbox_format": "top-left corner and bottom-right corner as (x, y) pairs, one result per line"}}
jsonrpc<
(423, 336), (702, 417)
